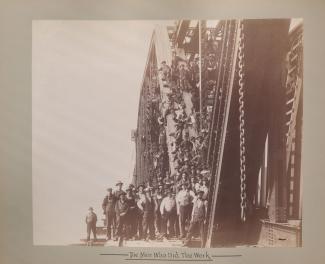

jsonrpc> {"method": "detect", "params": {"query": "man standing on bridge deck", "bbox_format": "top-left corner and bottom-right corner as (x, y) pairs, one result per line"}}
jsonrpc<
(176, 183), (195, 238)
(102, 187), (116, 240)
(137, 188), (155, 241)
(85, 207), (97, 242)
(160, 189), (177, 240)
(135, 184), (145, 239)
(114, 192), (129, 245)
(126, 186), (137, 239)
(183, 190), (207, 247)
(153, 187), (163, 236)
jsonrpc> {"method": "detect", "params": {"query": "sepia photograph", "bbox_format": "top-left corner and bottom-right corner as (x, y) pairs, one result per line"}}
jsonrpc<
(32, 19), (303, 248)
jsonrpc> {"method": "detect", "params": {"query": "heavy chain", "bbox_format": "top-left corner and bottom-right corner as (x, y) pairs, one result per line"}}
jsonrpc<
(238, 21), (247, 222)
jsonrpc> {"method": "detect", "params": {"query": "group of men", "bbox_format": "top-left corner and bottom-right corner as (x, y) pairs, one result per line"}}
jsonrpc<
(98, 175), (209, 247)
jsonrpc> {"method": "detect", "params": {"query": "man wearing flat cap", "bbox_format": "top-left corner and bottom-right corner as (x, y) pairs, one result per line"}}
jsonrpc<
(102, 188), (116, 240)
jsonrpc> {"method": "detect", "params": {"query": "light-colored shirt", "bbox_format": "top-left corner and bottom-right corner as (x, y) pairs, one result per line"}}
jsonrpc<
(194, 183), (201, 193)
(176, 190), (195, 207)
(137, 195), (153, 211)
(160, 196), (176, 215)
(137, 195), (146, 211)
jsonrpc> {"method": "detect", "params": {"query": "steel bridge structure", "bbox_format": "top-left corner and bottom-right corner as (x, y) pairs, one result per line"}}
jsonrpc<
(133, 19), (303, 247)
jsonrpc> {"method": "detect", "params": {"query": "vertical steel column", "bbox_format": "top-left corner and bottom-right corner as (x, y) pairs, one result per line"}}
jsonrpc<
(199, 21), (202, 130)
(205, 20), (241, 247)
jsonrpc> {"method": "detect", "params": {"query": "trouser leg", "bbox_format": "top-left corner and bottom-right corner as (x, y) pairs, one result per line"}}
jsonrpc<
(115, 215), (121, 237)
(149, 216), (155, 239)
(184, 221), (197, 245)
(106, 212), (113, 239)
(166, 213), (172, 237)
(175, 215), (180, 237)
(142, 214), (149, 239)
(86, 223), (91, 241)
(118, 216), (127, 246)
(199, 221), (205, 248)
(154, 211), (161, 234)
(117, 215), (127, 237)
(125, 214), (130, 239)
(161, 214), (168, 237)
(187, 204), (193, 224)
(131, 210), (137, 237)
(138, 214), (143, 239)
(91, 223), (97, 240)
(179, 206), (186, 237)
(111, 214), (117, 238)
(168, 212), (176, 237)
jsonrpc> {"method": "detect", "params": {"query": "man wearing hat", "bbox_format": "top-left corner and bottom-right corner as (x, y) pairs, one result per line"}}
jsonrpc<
(137, 188), (155, 241)
(160, 189), (177, 239)
(153, 186), (163, 235)
(114, 192), (129, 244)
(183, 190), (207, 247)
(102, 188), (116, 240)
(126, 186), (137, 239)
(114, 181), (124, 200)
(135, 184), (145, 239)
(85, 207), (97, 242)
(176, 183), (195, 238)
(136, 184), (145, 198)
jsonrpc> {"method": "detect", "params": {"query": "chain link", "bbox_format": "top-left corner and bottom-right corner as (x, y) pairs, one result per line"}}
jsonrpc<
(238, 21), (247, 222)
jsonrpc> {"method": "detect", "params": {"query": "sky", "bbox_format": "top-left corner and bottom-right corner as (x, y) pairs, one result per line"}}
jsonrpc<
(32, 20), (173, 245)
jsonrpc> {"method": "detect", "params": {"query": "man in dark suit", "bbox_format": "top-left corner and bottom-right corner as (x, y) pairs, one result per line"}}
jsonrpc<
(102, 188), (116, 240)
(125, 186), (137, 239)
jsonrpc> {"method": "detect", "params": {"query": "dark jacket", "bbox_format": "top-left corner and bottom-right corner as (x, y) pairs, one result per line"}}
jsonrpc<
(114, 190), (125, 200)
(102, 194), (116, 214)
(143, 197), (155, 215)
(191, 198), (206, 222)
(115, 200), (129, 217)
